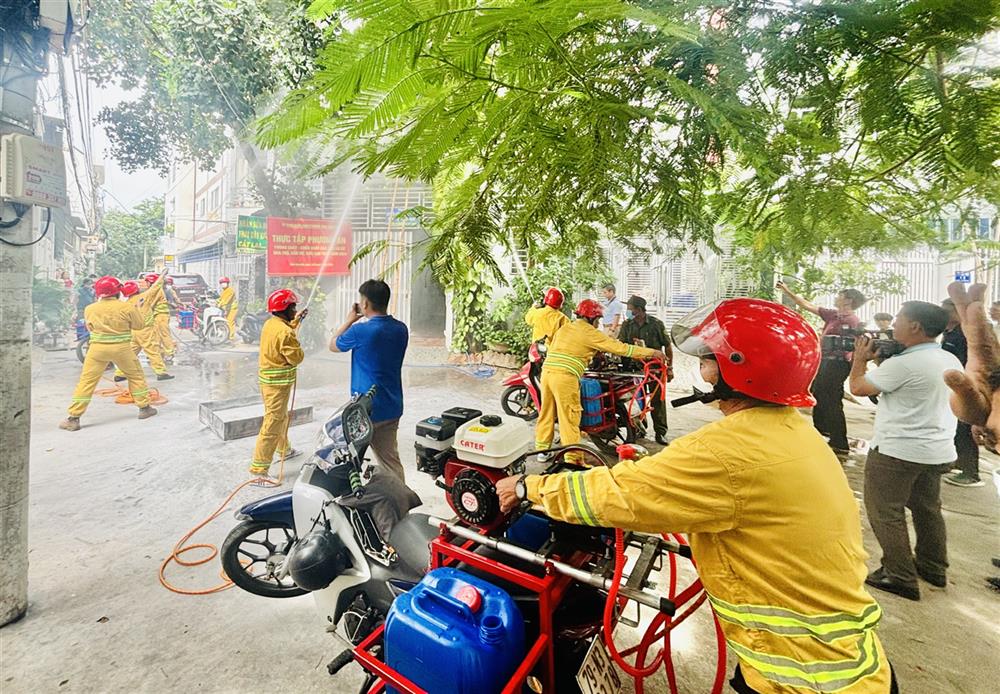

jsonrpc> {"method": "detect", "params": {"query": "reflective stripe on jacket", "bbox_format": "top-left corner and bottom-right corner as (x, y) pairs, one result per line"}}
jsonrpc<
(526, 406), (891, 693)
(524, 305), (568, 344)
(258, 316), (304, 386)
(84, 298), (144, 343)
(542, 319), (655, 377)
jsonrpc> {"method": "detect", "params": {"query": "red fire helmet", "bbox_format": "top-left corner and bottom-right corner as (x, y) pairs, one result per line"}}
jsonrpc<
(574, 298), (604, 320)
(670, 298), (820, 407)
(267, 288), (299, 312)
(144, 273), (159, 285)
(543, 287), (564, 310)
(121, 281), (140, 297)
(93, 276), (123, 298)
(219, 276), (230, 284)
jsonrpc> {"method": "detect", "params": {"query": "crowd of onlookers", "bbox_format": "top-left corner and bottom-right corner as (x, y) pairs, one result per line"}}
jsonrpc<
(776, 281), (997, 601)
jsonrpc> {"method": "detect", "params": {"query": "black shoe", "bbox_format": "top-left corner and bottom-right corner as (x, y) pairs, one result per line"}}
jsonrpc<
(113, 375), (126, 382)
(992, 558), (1000, 570)
(156, 373), (175, 381)
(655, 433), (669, 445)
(866, 571), (920, 601)
(917, 568), (947, 588)
(988, 577), (1000, 593)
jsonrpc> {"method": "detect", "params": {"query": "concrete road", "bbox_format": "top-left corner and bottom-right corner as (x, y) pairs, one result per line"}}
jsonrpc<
(2, 345), (998, 693)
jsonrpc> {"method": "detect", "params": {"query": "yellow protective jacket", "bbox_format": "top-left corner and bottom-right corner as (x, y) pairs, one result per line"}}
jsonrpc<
(137, 283), (164, 327)
(218, 286), (236, 312)
(542, 319), (657, 377)
(84, 297), (145, 344)
(258, 316), (304, 386)
(524, 305), (568, 344)
(527, 406), (890, 694)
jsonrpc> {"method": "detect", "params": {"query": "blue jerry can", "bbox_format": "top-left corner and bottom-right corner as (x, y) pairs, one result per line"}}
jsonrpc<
(385, 567), (525, 694)
(74, 319), (89, 341)
(580, 377), (604, 427)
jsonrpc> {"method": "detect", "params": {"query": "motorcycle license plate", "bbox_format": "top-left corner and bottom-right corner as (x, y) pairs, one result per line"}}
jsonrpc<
(576, 636), (623, 694)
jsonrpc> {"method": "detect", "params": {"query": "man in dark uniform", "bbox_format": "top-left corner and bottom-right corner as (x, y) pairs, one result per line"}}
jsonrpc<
(940, 298), (982, 487)
(618, 295), (672, 444)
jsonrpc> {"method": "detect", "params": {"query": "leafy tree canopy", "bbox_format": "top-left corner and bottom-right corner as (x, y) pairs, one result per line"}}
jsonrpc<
(258, 0), (1000, 279)
(94, 198), (166, 279)
(83, 0), (329, 213)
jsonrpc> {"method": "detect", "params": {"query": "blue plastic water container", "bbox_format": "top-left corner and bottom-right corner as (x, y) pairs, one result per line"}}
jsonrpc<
(178, 310), (195, 329)
(384, 567), (525, 694)
(74, 319), (89, 341)
(580, 377), (604, 426)
(505, 512), (550, 551)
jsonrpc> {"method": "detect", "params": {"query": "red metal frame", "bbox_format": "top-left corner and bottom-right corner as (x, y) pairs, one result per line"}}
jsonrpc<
(351, 523), (590, 693)
(581, 371), (645, 435)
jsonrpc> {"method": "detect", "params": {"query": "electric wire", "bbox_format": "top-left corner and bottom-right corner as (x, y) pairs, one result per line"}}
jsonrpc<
(0, 206), (52, 247)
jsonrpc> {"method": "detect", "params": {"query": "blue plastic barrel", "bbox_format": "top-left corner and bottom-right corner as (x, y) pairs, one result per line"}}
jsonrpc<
(580, 377), (604, 426)
(384, 567), (525, 694)
(178, 310), (195, 329)
(74, 320), (89, 341)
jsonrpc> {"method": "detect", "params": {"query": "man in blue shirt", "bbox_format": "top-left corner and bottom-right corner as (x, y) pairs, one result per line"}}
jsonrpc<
(330, 279), (410, 480)
(599, 283), (623, 336)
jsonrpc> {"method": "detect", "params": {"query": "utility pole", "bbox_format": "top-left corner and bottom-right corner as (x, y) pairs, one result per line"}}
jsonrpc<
(0, 21), (42, 626)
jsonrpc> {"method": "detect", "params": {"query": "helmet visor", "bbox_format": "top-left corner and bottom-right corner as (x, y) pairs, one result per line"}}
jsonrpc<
(670, 301), (740, 362)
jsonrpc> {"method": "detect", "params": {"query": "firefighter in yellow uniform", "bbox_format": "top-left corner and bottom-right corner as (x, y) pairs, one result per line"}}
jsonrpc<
(59, 276), (158, 431)
(142, 272), (176, 359)
(524, 287), (569, 343)
(250, 288), (307, 483)
(535, 299), (664, 461)
(113, 280), (173, 382)
(217, 276), (238, 339)
(498, 298), (896, 694)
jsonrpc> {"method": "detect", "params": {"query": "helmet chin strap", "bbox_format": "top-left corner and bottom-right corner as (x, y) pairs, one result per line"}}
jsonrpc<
(670, 373), (741, 408)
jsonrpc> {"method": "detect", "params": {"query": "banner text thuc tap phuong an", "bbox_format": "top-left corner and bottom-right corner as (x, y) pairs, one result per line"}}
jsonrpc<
(266, 217), (352, 276)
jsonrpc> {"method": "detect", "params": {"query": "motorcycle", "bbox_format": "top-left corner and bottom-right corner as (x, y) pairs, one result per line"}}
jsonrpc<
(220, 388), (436, 641)
(185, 294), (230, 346)
(238, 309), (326, 352)
(500, 338), (546, 420)
(237, 311), (270, 345)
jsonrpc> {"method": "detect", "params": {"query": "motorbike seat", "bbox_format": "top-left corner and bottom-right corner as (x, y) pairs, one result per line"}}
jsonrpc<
(389, 513), (438, 576)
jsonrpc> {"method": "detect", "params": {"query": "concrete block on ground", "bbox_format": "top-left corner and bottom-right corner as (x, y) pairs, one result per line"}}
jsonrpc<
(199, 395), (314, 441)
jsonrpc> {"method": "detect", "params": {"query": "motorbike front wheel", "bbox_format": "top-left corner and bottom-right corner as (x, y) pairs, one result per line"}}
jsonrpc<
(206, 321), (230, 346)
(220, 520), (307, 598)
(501, 385), (538, 420)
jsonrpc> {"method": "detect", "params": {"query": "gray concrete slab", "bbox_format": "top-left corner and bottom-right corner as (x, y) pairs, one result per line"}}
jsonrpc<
(2, 347), (998, 693)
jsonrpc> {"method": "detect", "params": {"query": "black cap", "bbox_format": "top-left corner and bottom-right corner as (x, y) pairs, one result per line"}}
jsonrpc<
(627, 295), (646, 310)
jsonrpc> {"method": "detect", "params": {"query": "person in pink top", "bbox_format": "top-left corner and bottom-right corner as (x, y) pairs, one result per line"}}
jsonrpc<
(777, 281), (867, 455)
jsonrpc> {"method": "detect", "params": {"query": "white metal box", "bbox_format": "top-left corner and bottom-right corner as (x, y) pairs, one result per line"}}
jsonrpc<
(0, 134), (68, 207)
(455, 416), (532, 469)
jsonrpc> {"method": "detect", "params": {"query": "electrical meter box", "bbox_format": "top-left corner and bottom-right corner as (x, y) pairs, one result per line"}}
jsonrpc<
(0, 134), (68, 207)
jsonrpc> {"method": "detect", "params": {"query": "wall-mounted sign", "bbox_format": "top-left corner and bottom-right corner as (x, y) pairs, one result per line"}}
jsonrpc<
(236, 215), (267, 253)
(266, 217), (352, 277)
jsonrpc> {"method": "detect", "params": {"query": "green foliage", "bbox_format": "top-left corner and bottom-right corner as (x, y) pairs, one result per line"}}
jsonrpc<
(83, 0), (329, 213)
(94, 199), (166, 279)
(788, 255), (907, 311)
(472, 255), (612, 355)
(32, 273), (74, 332)
(258, 0), (1000, 277)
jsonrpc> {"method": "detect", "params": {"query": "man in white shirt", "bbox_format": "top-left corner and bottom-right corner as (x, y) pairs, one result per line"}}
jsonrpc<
(849, 301), (962, 601)
(599, 283), (623, 336)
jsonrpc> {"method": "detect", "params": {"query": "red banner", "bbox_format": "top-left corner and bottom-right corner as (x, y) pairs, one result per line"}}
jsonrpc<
(266, 217), (352, 276)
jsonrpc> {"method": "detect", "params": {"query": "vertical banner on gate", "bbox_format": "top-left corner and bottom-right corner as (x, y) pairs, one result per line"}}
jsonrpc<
(266, 217), (352, 276)
(236, 215), (267, 253)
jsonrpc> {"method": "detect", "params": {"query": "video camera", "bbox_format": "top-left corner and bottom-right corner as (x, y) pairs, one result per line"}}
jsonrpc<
(822, 328), (904, 360)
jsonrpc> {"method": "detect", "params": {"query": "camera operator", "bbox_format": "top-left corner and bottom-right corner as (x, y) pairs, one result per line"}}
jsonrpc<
(777, 281), (867, 455)
(848, 302), (962, 601)
(940, 299), (983, 488)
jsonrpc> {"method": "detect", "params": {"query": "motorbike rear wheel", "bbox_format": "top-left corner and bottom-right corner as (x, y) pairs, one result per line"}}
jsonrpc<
(76, 337), (88, 364)
(221, 520), (307, 598)
(587, 402), (636, 456)
(206, 321), (230, 346)
(501, 385), (538, 420)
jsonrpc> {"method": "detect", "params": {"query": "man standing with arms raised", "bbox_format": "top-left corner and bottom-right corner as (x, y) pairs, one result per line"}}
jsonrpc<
(331, 280), (409, 481)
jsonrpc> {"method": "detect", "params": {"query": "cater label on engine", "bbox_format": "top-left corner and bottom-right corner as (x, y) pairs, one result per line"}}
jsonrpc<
(459, 439), (486, 451)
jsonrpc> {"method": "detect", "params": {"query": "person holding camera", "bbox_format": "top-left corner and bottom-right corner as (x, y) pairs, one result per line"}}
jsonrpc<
(330, 279), (410, 481)
(848, 302), (962, 601)
(776, 281), (867, 455)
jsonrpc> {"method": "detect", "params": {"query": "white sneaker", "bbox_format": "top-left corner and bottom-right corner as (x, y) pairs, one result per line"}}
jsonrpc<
(280, 448), (302, 461)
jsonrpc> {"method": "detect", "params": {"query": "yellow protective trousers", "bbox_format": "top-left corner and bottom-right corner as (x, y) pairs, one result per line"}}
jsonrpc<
(68, 342), (151, 416)
(226, 307), (238, 337)
(250, 383), (293, 475)
(114, 327), (167, 377)
(154, 313), (175, 355)
(536, 369), (584, 463)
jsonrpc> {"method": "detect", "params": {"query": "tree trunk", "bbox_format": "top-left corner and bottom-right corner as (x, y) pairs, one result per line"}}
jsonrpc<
(238, 140), (288, 217)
